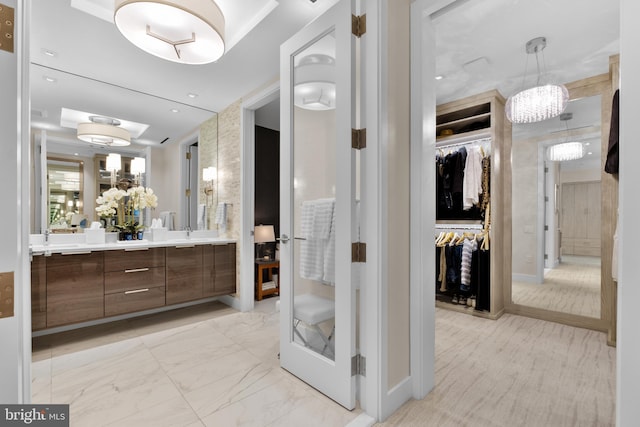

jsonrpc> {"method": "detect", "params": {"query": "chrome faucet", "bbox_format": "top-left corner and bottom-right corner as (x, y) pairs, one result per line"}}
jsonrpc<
(184, 227), (191, 238)
(44, 229), (50, 245)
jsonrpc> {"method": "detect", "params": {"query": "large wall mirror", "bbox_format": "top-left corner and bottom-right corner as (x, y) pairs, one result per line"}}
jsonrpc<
(511, 94), (603, 319)
(30, 0), (218, 233)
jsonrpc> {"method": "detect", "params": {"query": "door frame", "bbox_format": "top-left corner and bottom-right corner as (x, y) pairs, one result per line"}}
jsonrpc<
(239, 82), (280, 312)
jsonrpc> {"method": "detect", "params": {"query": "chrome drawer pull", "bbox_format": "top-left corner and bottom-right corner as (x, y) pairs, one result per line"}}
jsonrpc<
(124, 288), (150, 295)
(124, 248), (149, 252)
(62, 251), (92, 255)
(175, 245), (196, 249)
(124, 268), (150, 273)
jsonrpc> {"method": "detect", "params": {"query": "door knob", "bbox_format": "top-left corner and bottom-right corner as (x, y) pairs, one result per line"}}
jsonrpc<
(280, 234), (290, 243)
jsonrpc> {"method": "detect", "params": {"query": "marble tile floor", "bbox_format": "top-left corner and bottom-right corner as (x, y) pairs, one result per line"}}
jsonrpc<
(32, 300), (360, 427)
(512, 256), (601, 318)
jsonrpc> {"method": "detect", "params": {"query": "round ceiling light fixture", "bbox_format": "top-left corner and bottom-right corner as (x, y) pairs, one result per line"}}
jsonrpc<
(294, 53), (336, 111)
(77, 116), (131, 146)
(114, 0), (225, 65)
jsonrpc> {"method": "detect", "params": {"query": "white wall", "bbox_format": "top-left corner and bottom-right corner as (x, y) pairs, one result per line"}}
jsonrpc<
(617, 0), (640, 424)
(150, 143), (181, 227)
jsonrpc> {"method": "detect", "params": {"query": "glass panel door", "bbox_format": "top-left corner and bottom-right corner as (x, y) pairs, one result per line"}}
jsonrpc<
(279, 0), (357, 409)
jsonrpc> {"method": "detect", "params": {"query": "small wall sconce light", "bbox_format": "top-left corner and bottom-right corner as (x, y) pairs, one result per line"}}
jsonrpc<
(106, 153), (122, 188)
(203, 166), (217, 204)
(131, 157), (146, 186)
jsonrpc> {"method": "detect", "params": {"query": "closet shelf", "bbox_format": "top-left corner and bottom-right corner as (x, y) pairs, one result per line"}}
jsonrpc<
(436, 112), (491, 139)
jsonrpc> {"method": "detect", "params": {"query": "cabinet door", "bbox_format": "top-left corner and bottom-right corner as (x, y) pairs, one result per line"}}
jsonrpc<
(202, 244), (236, 297)
(166, 245), (203, 305)
(202, 245), (216, 297)
(214, 243), (236, 294)
(46, 252), (104, 328)
(31, 255), (47, 331)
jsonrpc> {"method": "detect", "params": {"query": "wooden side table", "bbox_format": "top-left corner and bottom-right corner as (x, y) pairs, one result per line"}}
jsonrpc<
(255, 259), (279, 301)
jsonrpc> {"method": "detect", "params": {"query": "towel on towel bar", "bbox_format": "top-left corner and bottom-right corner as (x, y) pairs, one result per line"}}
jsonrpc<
(299, 199), (336, 285)
(215, 202), (228, 233)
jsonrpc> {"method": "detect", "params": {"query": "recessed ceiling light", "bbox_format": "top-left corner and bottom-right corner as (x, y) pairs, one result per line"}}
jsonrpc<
(41, 48), (57, 57)
(435, 75), (444, 80)
(43, 76), (57, 83)
(187, 93), (198, 99)
(585, 142), (591, 146)
(170, 108), (180, 113)
(74, 153), (79, 156)
(588, 151), (593, 155)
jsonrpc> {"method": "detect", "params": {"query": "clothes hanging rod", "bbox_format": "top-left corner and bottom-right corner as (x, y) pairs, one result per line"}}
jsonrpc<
(436, 137), (491, 149)
(435, 223), (484, 230)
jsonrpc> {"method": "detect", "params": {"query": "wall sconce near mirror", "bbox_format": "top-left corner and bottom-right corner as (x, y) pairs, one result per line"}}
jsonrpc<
(114, 0), (226, 65)
(294, 53), (336, 110)
(254, 224), (276, 260)
(106, 153), (122, 188)
(202, 166), (216, 205)
(77, 116), (131, 146)
(130, 156), (146, 186)
(506, 37), (569, 124)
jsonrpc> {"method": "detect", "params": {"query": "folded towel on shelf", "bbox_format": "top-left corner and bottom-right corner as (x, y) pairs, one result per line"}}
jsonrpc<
(262, 281), (277, 290)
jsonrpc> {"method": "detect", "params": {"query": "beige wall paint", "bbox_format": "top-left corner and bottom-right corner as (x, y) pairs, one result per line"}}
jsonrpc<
(217, 99), (243, 292)
(387, 0), (411, 390)
(199, 114), (219, 229)
(511, 139), (539, 278)
(560, 167), (601, 183)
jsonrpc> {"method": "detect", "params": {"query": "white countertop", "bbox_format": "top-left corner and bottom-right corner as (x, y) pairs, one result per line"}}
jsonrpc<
(30, 230), (236, 255)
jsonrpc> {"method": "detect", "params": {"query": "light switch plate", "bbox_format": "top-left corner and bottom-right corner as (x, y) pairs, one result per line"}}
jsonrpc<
(0, 271), (14, 318)
(0, 3), (15, 54)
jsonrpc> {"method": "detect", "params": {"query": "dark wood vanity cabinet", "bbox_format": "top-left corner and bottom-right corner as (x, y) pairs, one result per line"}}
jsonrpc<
(45, 252), (104, 328)
(31, 255), (47, 331)
(202, 243), (237, 297)
(166, 245), (204, 305)
(104, 248), (166, 317)
(31, 242), (235, 331)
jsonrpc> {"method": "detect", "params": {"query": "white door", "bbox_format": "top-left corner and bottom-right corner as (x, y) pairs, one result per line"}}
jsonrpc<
(279, 0), (358, 409)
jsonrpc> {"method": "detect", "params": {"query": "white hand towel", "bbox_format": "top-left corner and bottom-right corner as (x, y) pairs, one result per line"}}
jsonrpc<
(197, 204), (207, 230)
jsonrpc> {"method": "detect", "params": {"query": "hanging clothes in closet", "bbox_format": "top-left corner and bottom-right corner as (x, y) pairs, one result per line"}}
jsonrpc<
(436, 138), (491, 221)
(434, 228), (490, 311)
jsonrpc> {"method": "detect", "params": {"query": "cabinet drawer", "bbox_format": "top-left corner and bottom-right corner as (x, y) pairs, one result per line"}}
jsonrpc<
(104, 267), (165, 294)
(574, 238), (600, 248)
(104, 286), (165, 317)
(104, 247), (165, 272)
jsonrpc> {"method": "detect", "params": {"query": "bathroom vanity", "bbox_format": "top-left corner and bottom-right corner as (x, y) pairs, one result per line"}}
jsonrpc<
(30, 232), (236, 332)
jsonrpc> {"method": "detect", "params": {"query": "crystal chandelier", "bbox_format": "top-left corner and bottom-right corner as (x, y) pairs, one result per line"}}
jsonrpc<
(506, 37), (569, 124)
(547, 113), (584, 162)
(547, 142), (584, 162)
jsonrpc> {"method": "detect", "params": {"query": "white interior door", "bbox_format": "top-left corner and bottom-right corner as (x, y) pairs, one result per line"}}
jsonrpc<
(279, 0), (357, 409)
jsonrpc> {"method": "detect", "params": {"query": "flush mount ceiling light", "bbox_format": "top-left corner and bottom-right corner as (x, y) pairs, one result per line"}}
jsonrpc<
(77, 116), (131, 146)
(114, 0), (225, 65)
(547, 113), (584, 162)
(294, 54), (336, 111)
(506, 37), (569, 124)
